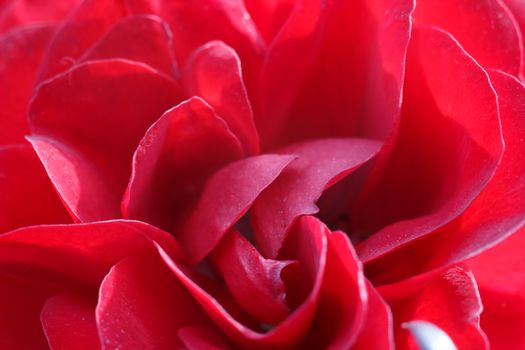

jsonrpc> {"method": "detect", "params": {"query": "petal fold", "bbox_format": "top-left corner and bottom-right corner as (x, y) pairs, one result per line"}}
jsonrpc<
(355, 26), (504, 264)
(252, 138), (381, 258)
(122, 97), (243, 232)
(30, 59), (182, 221)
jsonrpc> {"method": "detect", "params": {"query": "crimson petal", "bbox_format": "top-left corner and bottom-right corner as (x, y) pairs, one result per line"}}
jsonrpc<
(381, 267), (488, 350)
(467, 226), (525, 350)
(252, 138), (381, 258)
(41, 294), (99, 350)
(96, 255), (214, 349)
(158, 0), (264, 90)
(0, 24), (54, 146)
(0, 220), (181, 285)
(363, 70), (525, 282)
(36, 0), (129, 82)
(355, 26), (504, 264)
(300, 231), (368, 349)
(29, 59), (182, 221)
(78, 14), (177, 77)
(504, 0), (525, 78)
(0, 143), (71, 233)
(178, 327), (234, 350)
(414, 0), (522, 76)
(255, 0), (414, 149)
(353, 281), (394, 350)
(177, 154), (294, 264)
(123, 97), (243, 232)
(182, 41), (260, 155)
(158, 216), (328, 349)
(211, 229), (294, 324)
(0, 272), (51, 349)
(243, 0), (295, 44)
(0, 0), (79, 34)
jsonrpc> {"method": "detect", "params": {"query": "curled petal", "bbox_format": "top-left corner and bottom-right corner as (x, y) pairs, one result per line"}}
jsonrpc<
(299, 231), (368, 349)
(123, 97), (243, 233)
(158, 0), (264, 90)
(355, 26), (504, 265)
(182, 41), (260, 155)
(380, 267), (488, 350)
(363, 70), (525, 282)
(252, 138), (381, 258)
(353, 281), (394, 350)
(78, 15), (178, 77)
(30, 59), (182, 221)
(211, 230), (294, 324)
(158, 216), (328, 349)
(96, 255), (214, 349)
(467, 226), (525, 350)
(177, 153), (294, 264)
(414, 0), (522, 75)
(0, 220), (181, 285)
(256, 0), (414, 149)
(36, 0), (129, 81)
(0, 24), (54, 146)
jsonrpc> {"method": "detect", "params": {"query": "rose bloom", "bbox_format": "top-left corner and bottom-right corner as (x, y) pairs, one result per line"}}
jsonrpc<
(1, 0), (525, 349)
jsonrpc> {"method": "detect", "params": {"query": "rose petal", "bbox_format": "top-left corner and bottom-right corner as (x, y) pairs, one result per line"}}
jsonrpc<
(0, 0), (78, 34)
(0, 271), (51, 348)
(380, 266), (488, 350)
(0, 24), (54, 146)
(211, 229), (294, 324)
(77, 14), (177, 77)
(252, 138), (381, 258)
(96, 255), (213, 349)
(0, 220), (181, 285)
(178, 327), (234, 350)
(363, 70), (525, 282)
(177, 154), (294, 265)
(159, 0), (264, 90)
(431, 70), (525, 265)
(36, 0), (128, 81)
(182, 41), (260, 155)
(0, 143), (71, 233)
(300, 231), (367, 349)
(355, 26), (504, 264)
(467, 226), (525, 350)
(122, 97), (243, 232)
(243, 0), (295, 44)
(41, 294), (99, 350)
(504, 0), (525, 77)
(353, 281), (394, 350)
(29, 59), (182, 221)
(255, 0), (414, 149)
(414, 0), (522, 76)
(158, 216), (328, 349)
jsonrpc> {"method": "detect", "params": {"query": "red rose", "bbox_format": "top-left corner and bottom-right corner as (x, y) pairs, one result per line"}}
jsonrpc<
(1, 0), (524, 349)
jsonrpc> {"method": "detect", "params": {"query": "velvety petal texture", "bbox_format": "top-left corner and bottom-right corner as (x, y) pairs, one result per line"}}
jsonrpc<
(0, 144), (71, 233)
(381, 267), (488, 350)
(362, 69), (525, 283)
(0, 0), (524, 349)
(123, 97), (243, 232)
(255, 0), (415, 149)
(355, 26), (504, 268)
(29, 59), (182, 221)
(252, 138), (382, 258)
(467, 226), (525, 350)
(413, 0), (523, 75)
(0, 24), (53, 146)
